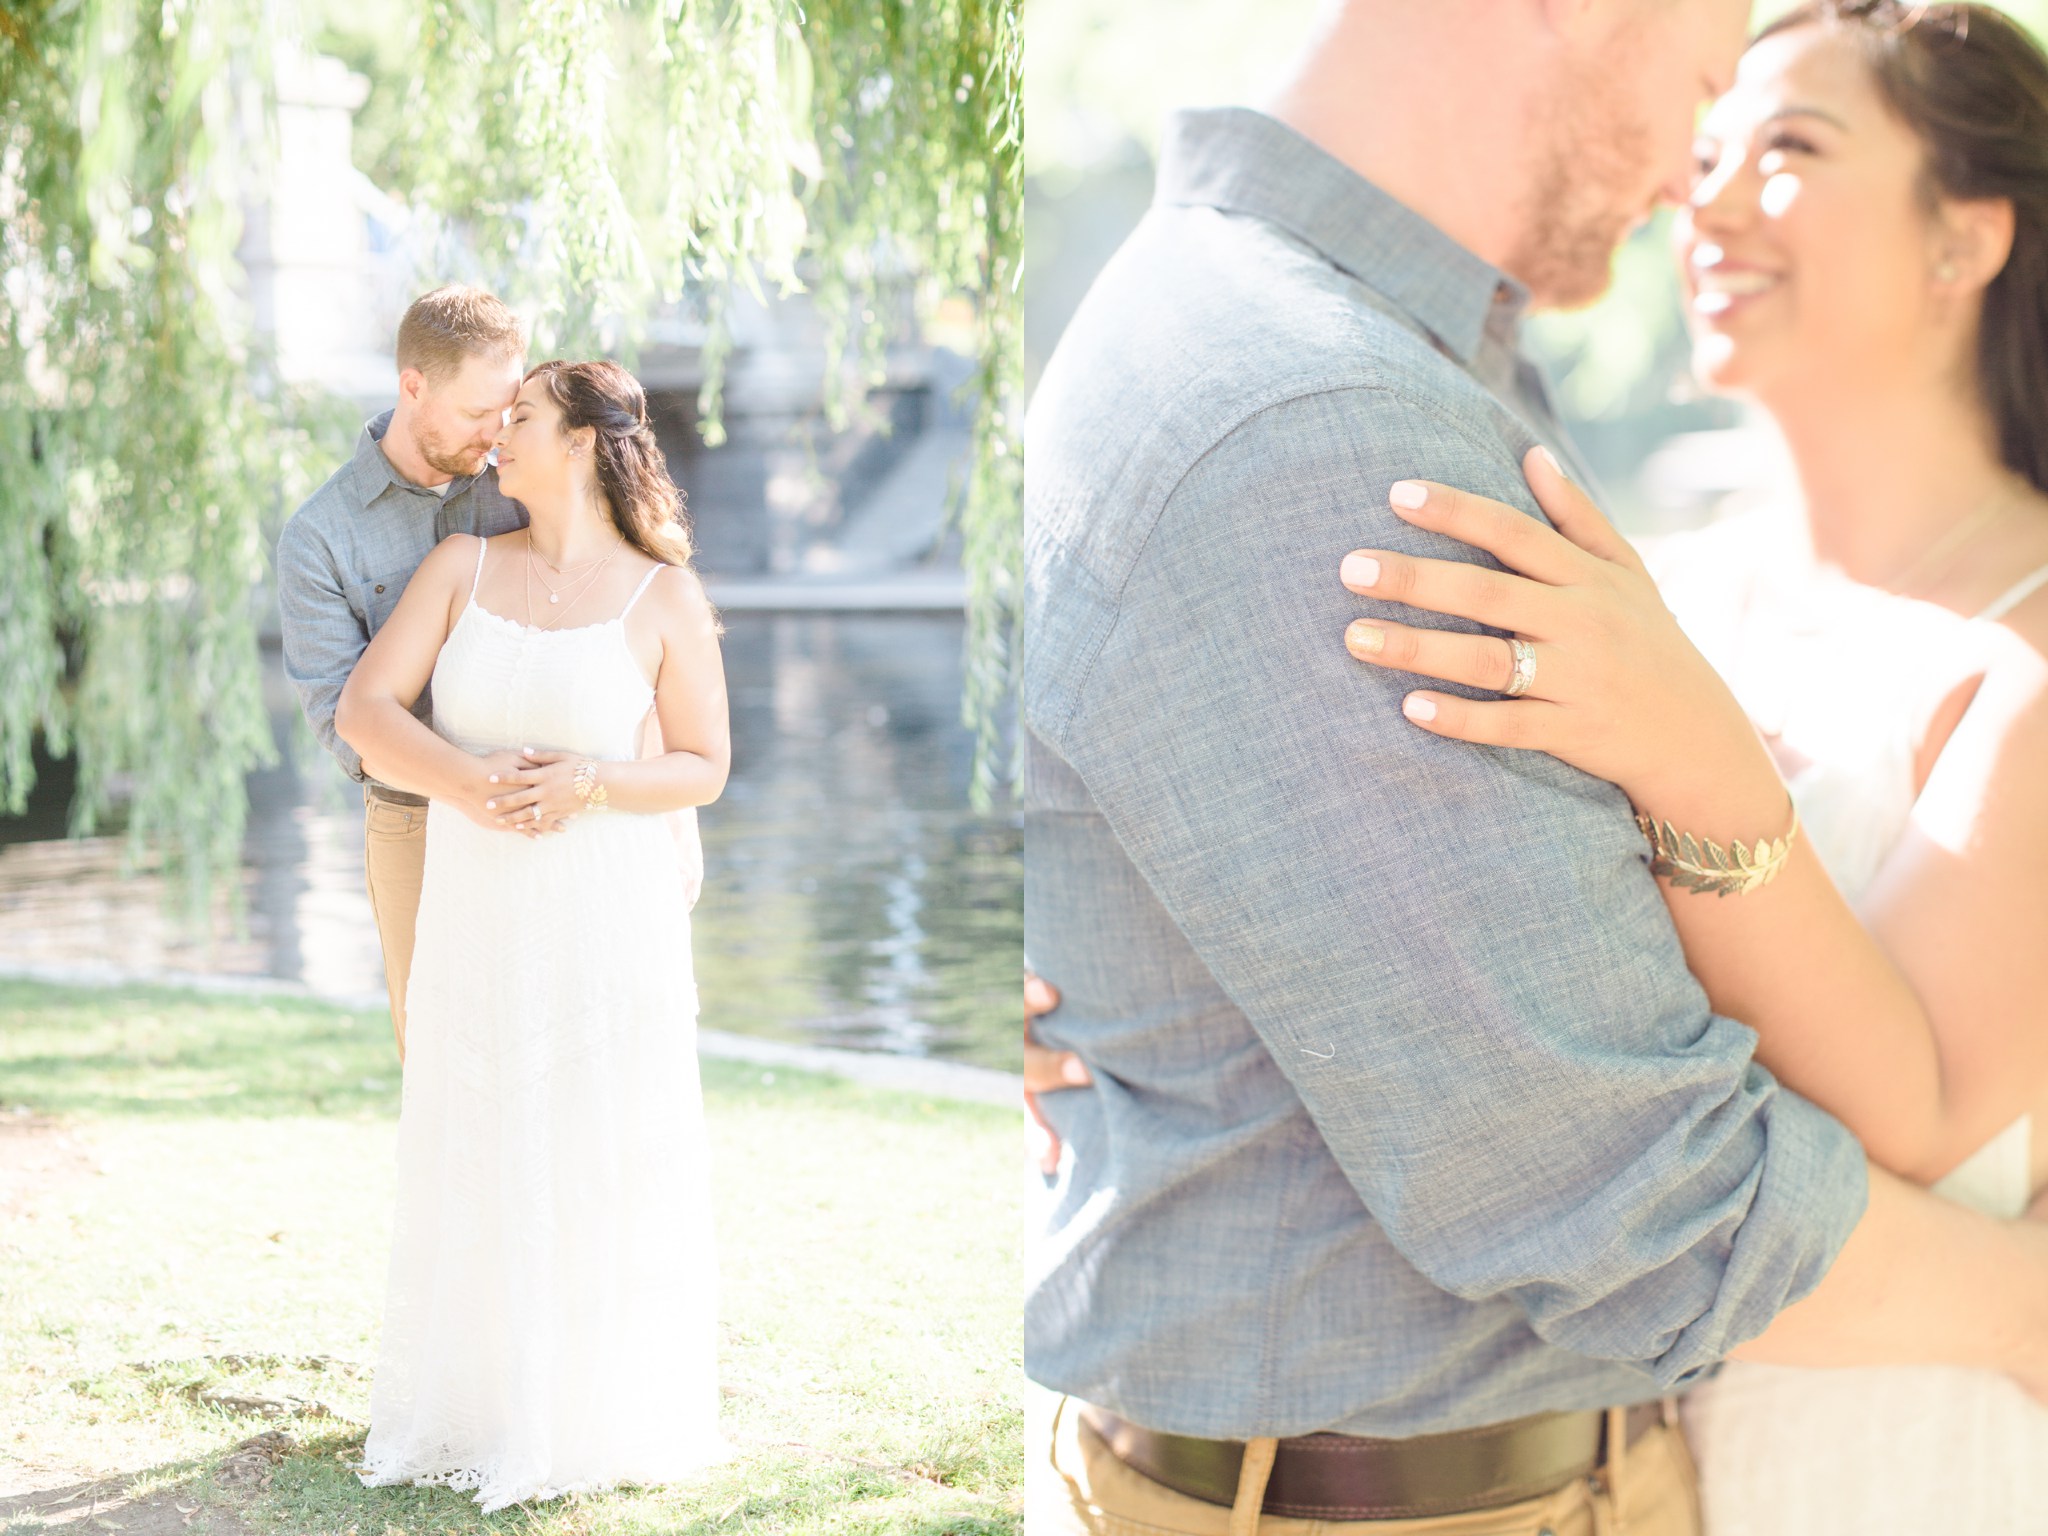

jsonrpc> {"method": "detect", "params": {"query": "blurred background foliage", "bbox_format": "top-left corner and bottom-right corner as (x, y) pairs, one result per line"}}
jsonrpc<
(2, 0), (318, 916)
(1027, 0), (2048, 527)
(0, 0), (1022, 909)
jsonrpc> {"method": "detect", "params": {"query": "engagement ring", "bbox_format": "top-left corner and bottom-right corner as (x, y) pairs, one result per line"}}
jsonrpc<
(1505, 638), (1538, 698)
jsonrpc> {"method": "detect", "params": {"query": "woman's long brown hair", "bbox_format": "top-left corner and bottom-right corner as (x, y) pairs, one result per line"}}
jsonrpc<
(524, 359), (695, 567)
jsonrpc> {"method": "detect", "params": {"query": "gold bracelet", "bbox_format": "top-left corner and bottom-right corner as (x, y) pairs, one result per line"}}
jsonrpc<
(1634, 799), (1799, 898)
(571, 758), (609, 811)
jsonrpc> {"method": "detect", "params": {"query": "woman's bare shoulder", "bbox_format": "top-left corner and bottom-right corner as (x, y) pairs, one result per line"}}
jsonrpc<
(1985, 584), (2048, 677)
(1978, 505), (2048, 663)
(645, 563), (719, 630)
(416, 531), (490, 583)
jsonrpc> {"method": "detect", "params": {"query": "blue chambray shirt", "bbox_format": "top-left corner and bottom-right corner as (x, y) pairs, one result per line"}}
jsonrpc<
(1023, 107), (1868, 1439)
(276, 411), (527, 796)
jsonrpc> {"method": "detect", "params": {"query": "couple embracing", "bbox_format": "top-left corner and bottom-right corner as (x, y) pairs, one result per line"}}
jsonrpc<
(1026, 2), (2048, 1533)
(275, 286), (729, 1508)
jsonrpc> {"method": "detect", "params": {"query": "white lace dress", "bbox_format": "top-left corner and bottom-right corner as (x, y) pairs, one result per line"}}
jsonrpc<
(356, 541), (727, 1512)
(1652, 514), (2048, 1535)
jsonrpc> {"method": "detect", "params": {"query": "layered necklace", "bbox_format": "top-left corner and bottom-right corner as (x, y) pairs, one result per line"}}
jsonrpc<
(523, 528), (627, 631)
(1880, 479), (2018, 601)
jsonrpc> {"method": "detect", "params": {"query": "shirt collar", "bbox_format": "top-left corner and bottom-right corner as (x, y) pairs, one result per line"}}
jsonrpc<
(349, 408), (481, 505)
(1153, 106), (1528, 367)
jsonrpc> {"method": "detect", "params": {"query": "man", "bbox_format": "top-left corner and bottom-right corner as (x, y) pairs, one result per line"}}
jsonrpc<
(1023, 3), (2048, 1534)
(277, 285), (700, 1063)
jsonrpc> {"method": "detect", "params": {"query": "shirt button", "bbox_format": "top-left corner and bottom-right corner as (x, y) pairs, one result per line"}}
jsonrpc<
(375, 584), (385, 594)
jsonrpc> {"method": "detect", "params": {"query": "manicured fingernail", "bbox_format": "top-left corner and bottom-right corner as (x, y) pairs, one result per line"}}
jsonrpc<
(523, 747), (535, 755)
(488, 774), (499, 783)
(1347, 621), (1384, 655)
(485, 801), (495, 810)
(1390, 481), (1428, 510)
(1062, 1057), (1091, 1085)
(1537, 446), (1562, 477)
(1403, 695), (1437, 722)
(1341, 553), (1380, 589)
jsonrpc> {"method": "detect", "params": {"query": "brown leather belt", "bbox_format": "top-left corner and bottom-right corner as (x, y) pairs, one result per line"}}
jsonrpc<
(1080, 1400), (1667, 1521)
(364, 781), (429, 810)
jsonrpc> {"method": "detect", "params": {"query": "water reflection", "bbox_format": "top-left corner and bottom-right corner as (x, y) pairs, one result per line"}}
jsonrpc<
(0, 614), (1019, 1072)
(699, 615), (1018, 1069)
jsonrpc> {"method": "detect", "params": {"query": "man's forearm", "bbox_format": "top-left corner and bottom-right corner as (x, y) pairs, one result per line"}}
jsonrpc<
(1736, 1161), (2048, 1392)
(276, 530), (372, 784)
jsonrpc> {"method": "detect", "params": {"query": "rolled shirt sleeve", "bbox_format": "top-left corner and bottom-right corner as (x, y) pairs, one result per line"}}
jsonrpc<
(1050, 386), (1868, 1387)
(275, 513), (368, 783)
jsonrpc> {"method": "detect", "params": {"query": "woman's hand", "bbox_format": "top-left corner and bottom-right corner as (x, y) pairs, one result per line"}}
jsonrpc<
(1339, 446), (1765, 810)
(1025, 972), (1090, 1176)
(483, 747), (583, 837)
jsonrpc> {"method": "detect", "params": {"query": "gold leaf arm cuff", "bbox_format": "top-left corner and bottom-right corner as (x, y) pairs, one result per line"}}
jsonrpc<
(1633, 798), (1800, 898)
(571, 757), (610, 811)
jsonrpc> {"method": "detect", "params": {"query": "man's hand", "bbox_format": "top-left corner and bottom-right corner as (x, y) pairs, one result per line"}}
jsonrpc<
(670, 807), (704, 909)
(1026, 972), (1092, 1175)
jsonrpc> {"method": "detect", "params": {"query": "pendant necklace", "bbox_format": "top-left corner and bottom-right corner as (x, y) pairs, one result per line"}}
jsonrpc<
(524, 530), (626, 632)
(527, 538), (606, 605)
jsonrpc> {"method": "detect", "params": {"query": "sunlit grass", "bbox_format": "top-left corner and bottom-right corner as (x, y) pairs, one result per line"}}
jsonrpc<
(0, 981), (1021, 1535)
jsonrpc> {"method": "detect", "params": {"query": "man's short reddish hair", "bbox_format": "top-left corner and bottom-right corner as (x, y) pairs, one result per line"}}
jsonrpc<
(395, 285), (525, 383)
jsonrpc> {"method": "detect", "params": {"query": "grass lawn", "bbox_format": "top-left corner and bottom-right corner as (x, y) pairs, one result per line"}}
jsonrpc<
(0, 980), (1021, 1536)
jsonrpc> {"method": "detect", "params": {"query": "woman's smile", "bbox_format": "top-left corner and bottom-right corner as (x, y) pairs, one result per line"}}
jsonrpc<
(1687, 242), (1787, 320)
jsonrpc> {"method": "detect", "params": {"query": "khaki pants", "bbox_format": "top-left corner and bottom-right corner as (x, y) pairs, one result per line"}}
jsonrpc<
(1028, 1390), (1701, 1536)
(362, 791), (428, 1064)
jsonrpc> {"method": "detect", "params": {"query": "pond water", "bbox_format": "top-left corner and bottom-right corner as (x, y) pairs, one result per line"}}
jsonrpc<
(0, 614), (1019, 1073)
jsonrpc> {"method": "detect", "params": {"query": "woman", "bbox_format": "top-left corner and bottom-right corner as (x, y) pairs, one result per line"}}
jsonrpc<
(1338, 3), (2048, 1530)
(335, 359), (731, 1510)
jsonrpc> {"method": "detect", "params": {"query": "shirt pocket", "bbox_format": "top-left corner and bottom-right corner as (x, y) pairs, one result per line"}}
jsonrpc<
(346, 570), (413, 638)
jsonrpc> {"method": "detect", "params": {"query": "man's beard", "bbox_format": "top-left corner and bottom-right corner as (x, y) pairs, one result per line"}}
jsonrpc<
(1505, 44), (1658, 312)
(410, 417), (488, 479)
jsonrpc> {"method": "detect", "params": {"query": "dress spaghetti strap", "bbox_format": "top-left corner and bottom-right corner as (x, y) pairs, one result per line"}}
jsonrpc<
(468, 533), (489, 601)
(618, 562), (665, 621)
(1972, 562), (2048, 624)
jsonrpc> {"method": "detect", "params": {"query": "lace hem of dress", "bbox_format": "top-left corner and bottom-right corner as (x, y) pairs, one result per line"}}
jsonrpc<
(354, 1440), (733, 1515)
(354, 1433), (737, 1515)
(355, 1454), (577, 1515)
